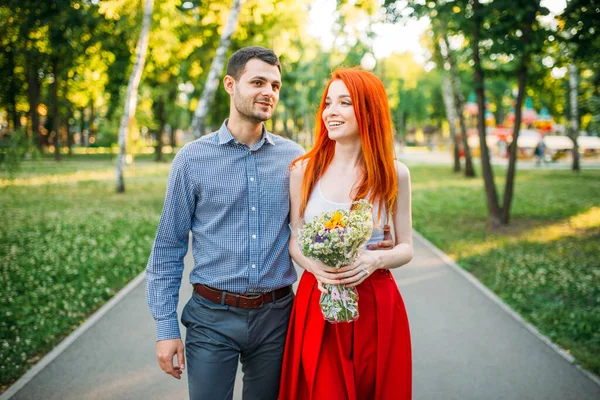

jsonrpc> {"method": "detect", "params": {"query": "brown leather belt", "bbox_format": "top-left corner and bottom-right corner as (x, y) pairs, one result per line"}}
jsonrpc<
(193, 284), (293, 309)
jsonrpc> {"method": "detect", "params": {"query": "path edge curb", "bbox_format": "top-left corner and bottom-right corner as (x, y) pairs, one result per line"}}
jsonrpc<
(412, 230), (600, 388)
(0, 271), (147, 399)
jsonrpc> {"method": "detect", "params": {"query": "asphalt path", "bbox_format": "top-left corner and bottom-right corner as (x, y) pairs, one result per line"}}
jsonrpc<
(5, 233), (600, 400)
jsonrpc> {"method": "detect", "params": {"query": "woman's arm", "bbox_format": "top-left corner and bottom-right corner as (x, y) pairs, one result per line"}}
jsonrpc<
(337, 161), (413, 287)
(288, 163), (344, 292)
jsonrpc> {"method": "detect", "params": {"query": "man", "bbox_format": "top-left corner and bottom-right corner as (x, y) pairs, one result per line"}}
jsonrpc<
(146, 46), (392, 400)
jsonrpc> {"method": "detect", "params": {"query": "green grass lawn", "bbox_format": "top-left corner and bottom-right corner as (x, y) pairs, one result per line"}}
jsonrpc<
(0, 155), (173, 390)
(0, 156), (598, 391)
(409, 164), (600, 375)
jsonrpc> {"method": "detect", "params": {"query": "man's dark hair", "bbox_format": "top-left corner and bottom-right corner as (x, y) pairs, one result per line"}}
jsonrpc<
(226, 46), (281, 80)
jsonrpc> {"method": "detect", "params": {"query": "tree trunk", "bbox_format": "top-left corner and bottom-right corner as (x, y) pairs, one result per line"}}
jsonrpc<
(155, 96), (165, 162)
(10, 100), (20, 131)
(494, 96), (505, 126)
(568, 63), (580, 172)
(168, 88), (177, 147)
(26, 59), (41, 149)
(442, 34), (475, 177)
(51, 56), (61, 161)
(80, 106), (86, 146)
(66, 104), (73, 155)
(271, 111), (278, 135)
(501, 2), (538, 224)
(170, 125), (176, 147)
(398, 110), (405, 140)
(454, 89), (475, 176)
(190, 0), (243, 138)
(441, 75), (461, 172)
(283, 108), (291, 139)
(291, 110), (300, 142)
(6, 49), (20, 131)
(89, 100), (95, 140)
(115, 0), (154, 193)
(502, 66), (527, 224)
(472, 0), (501, 226)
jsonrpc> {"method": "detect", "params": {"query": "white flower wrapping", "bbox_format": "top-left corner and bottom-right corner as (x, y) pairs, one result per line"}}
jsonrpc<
(296, 199), (374, 323)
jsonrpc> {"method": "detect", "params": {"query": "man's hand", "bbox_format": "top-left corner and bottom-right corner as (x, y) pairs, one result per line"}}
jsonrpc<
(366, 224), (394, 250)
(156, 338), (185, 380)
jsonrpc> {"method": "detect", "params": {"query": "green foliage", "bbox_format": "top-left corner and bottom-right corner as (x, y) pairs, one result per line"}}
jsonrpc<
(559, 0), (600, 62)
(410, 164), (600, 374)
(0, 157), (171, 388)
(0, 129), (39, 178)
(586, 96), (600, 135)
(95, 118), (120, 148)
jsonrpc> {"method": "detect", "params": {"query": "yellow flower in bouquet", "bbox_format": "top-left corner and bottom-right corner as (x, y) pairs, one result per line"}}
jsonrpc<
(297, 200), (373, 323)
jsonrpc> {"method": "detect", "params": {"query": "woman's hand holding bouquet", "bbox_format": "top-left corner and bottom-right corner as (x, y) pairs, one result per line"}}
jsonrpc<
(294, 200), (374, 323)
(334, 251), (385, 288)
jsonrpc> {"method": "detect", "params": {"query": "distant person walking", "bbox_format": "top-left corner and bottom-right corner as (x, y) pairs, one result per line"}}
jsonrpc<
(534, 140), (546, 166)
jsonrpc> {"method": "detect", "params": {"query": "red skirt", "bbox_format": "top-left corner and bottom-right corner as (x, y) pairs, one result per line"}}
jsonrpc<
(279, 269), (412, 400)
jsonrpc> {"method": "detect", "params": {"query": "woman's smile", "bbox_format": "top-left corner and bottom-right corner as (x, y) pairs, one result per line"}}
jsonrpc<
(327, 120), (345, 128)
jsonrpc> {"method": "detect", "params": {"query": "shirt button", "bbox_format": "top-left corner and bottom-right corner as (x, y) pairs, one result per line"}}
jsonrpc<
(251, 207), (256, 211)
(251, 264), (256, 268)
(252, 234), (257, 239)
(249, 177), (255, 182)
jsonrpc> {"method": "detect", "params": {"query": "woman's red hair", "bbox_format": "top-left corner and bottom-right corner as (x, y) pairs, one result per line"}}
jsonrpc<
(291, 68), (398, 221)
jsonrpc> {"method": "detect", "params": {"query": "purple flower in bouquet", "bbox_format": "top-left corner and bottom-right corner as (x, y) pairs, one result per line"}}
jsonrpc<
(341, 290), (351, 302)
(294, 199), (373, 323)
(330, 287), (341, 301)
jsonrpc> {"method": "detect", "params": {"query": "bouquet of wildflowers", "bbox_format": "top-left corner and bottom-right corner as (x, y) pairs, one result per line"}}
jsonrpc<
(296, 199), (373, 323)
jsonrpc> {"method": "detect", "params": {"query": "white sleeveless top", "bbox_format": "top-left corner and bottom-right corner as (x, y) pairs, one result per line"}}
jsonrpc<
(303, 181), (386, 248)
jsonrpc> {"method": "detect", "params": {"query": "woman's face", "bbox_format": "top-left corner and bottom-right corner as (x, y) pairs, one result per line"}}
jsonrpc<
(322, 80), (360, 142)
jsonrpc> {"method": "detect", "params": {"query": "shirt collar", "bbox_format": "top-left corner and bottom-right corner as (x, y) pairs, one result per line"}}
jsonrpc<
(217, 119), (276, 147)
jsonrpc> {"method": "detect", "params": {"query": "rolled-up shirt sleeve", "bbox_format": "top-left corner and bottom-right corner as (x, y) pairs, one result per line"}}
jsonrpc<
(146, 148), (197, 341)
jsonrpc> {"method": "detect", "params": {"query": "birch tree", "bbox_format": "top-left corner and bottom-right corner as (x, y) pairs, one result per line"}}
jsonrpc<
(388, 0), (549, 226)
(438, 32), (475, 176)
(434, 33), (461, 173)
(441, 75), (462, 173)
(115, 0), (153, 193)
(568, 63), (580, 171)
(190, 0), (243, 138)
(559, 0), (600, 171)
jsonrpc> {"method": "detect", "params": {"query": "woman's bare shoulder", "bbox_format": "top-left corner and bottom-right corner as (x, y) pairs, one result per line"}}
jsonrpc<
(289, 158), (309, 179)
(394, 160), (410, 180)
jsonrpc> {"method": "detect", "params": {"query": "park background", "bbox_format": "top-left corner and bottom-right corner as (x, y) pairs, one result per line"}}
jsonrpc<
(0, 0), (599, 394)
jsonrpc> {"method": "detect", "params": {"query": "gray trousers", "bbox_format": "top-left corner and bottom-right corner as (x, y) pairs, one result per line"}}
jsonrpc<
(181, 290), (294, 400)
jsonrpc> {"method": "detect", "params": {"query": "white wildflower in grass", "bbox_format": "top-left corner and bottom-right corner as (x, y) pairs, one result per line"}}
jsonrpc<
(297, 199), (373, 323)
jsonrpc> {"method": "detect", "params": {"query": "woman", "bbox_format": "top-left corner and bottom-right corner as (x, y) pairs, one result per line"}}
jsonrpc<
(279, 68), (413, 400)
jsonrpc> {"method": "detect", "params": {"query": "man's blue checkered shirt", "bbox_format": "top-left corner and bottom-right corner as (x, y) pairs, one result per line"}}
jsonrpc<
(146, 121), (305, 341)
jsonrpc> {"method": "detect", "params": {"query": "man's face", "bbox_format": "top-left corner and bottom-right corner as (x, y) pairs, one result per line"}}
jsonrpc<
(227, 59), (282, 123)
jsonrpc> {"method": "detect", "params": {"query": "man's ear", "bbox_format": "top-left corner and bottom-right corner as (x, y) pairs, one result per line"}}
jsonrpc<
(223, 75), (235, 95)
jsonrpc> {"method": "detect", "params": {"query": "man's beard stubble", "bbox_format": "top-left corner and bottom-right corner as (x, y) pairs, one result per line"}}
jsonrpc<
(233, 90), (272, 123)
